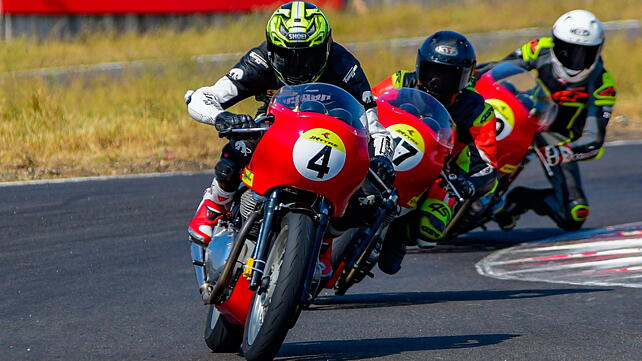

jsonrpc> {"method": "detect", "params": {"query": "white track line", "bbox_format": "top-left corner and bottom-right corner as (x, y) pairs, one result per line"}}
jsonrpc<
(476, 224), (642, 288)
(487, 247), (642, 265)
(498, 256), (642, 274)
(517, 237), (642, 253)
(0, 170), (210, 187)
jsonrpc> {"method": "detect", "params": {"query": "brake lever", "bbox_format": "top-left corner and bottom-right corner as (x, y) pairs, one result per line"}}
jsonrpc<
(367, 168), (392, 195)
(440, 171), (464, 203)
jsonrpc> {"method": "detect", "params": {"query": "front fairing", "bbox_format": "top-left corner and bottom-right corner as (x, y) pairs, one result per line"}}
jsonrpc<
(244, 83), (370, 216)
(376, 88), (455, 208)
(475, 62), (558, 174)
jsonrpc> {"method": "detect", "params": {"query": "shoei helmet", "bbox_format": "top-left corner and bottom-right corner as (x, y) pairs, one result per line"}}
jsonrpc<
(551, 9), (604, 82)
(266, 1), (332, 85)
(416, 31), (476, 106)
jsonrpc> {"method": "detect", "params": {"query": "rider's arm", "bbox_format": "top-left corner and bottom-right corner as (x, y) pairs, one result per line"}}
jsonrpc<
(371, 70), (413, 97)
(187, 45), (273, 125)
(450, 90), (498, 196)
(335, 46), (393, 159)
(477, 38), (550, 75)
(467, 102), (498, 195)
(568, 70), (617, 160)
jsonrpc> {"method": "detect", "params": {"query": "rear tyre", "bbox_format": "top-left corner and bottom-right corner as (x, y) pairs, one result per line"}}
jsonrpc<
(241, 212), (315, 361)
(331, 228), (360, 269)
(204, 305), (243, 353)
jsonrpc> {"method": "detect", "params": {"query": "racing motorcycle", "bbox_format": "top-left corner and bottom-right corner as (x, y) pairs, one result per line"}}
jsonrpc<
(190, 83), (371, 360)
(329, 87), (455, 295)
(443, 62), (558, 238)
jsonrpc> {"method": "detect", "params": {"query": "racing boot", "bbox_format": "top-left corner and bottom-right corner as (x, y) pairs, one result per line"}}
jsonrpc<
(494, 186), (542, 231)
(378, 218), (408, 275)
(188, 180), (235, 245)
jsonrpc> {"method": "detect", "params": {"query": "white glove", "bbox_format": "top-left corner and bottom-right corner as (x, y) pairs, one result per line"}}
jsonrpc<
(540, 144), (574, 167)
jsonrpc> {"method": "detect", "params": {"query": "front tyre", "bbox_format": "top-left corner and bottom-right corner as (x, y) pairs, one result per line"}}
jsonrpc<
(204, 305), (243, 353)
(241, 212), (315, 361)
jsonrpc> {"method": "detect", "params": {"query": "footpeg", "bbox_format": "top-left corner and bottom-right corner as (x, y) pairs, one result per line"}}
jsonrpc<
(200, 282), (214, 304)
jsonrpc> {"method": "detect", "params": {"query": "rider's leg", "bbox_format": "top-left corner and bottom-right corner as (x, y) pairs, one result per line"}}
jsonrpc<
(324, 184), (383, 281)
(541, 160), (589, 230)
(188, 140), (256, 244)
(377, 209), (413, 275)
(497, 131), (589, 231)
(378, 182), (454, 275)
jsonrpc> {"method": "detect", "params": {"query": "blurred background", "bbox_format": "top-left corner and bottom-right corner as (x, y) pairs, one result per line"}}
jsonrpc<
(1, 0), (640, 181)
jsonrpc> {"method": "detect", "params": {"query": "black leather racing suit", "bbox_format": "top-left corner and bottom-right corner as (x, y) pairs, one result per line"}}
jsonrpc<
(373, 70), (497, 243)
(187, 41), (392, 193)
(478, 37), (617, 230)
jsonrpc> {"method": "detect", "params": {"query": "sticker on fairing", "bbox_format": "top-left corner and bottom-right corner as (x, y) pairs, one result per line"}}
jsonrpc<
(293, 128), (346, 181)
(388, 123), (425, 172)
(486, 99), (515, 141)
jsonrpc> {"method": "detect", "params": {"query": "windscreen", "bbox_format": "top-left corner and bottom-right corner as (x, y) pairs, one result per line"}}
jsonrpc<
(489, 62), (558, 128)
(378, 87), (454, 147)
(271, 83), (366, 130)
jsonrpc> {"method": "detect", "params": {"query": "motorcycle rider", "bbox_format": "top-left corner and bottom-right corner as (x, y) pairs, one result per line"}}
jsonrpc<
(184, 1), (394, 281)
(478, 10), (616, 231)
(372, 31), (497, 274)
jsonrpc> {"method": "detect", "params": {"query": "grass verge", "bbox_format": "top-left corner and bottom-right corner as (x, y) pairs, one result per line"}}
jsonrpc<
(1, 1), (641, 181)
(2, 0), (641, 72)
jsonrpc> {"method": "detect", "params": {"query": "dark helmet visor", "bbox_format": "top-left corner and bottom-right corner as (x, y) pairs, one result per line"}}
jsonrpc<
(553, 36), (601, 71)
(417, 61), (471, 102)
(268, 43), (328, 84)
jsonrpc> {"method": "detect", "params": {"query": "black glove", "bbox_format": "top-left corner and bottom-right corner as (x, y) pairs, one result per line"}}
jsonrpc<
(446, 171), (476, 199)
(370, 155), (396, 190)
(214, 111), (255, 133)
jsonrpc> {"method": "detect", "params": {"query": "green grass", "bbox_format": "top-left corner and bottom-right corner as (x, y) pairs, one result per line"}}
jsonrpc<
(1, 0), (641, 181)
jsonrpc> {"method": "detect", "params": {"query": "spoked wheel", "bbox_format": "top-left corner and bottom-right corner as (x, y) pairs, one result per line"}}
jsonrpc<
(241, 212), (315, 361)
(204, 305), (243, 353)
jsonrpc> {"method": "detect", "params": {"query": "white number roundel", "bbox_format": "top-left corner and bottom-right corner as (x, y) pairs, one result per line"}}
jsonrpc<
(388, 123), (425, 172)
(485, 99), (515, 141)
(293, 128), (347, 181)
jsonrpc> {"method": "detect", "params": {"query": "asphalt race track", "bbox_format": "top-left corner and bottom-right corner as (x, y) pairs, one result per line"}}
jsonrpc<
(1, 143), (641, 361)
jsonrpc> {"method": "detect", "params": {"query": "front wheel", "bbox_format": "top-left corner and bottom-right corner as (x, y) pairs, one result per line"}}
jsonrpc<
(204, 305), (243, 353)
(241, 212), (316, 361)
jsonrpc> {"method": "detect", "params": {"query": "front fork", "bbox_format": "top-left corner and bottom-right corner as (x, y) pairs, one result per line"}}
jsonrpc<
(246, 188), (330, 302)
(300, 198), (331, 303)
(249, 189), (282, 290)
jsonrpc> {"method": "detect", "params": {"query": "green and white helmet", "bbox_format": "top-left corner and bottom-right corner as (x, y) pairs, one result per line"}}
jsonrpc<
(266, 1), (332, 85)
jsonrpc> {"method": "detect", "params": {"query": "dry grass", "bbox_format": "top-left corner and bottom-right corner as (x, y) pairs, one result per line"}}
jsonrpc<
(2, 0), (641, 72)
(1, 0), (641, 181)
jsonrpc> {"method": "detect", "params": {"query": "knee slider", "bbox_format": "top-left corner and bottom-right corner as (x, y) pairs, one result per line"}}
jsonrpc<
(559, 202), (590, 230)
(214, 158), (240, 190)
(416, 199), (452, 241)
(569, 202), (590, 222)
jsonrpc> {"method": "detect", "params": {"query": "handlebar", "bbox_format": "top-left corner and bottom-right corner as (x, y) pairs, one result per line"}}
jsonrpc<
(217, 115), (273, 137)
(367, 168), (392, 195)
(440, 171), (465, 203)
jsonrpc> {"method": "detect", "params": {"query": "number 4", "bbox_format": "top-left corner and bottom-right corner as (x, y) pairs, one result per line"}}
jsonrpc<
(307, 146), (332, 179)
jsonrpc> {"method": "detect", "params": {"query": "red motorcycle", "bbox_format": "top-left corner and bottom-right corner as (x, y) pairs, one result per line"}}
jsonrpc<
(329, 87), (455, 295)
(443, 62), (558, 237)
(190, 83), (371, 360)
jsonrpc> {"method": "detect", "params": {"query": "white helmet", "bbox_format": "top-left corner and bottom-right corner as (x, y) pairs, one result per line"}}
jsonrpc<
(551, 10), (604, 82)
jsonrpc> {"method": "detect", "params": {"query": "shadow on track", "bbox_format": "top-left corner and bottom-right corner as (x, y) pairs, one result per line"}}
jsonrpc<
(311, 288), (610, 311)
(276, 333), (520, 360)
(404, 228), (566, 254)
